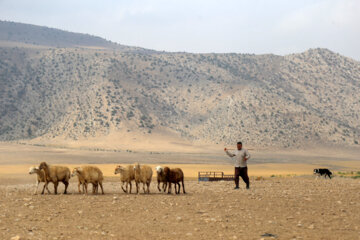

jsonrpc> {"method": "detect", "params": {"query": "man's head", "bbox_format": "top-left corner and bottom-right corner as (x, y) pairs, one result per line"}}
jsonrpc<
(237, 141), (242, 150)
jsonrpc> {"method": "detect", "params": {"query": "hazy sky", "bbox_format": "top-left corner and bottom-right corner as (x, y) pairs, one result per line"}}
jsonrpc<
(1, 0), (360, 60)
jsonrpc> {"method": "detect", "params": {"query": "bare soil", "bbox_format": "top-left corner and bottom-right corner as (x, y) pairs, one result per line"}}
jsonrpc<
(1, 176), (359, 240)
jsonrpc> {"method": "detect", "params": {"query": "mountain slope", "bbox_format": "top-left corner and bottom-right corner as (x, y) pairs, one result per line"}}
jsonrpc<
(0, 22), (359, 150)
(0, 20), (152, 52)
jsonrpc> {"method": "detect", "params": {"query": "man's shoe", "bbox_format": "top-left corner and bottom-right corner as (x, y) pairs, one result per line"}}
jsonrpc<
(234, 186), (240, 189)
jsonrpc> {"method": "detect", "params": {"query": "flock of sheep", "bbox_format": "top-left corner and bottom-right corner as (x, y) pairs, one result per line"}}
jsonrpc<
(28, 162), (186, 195)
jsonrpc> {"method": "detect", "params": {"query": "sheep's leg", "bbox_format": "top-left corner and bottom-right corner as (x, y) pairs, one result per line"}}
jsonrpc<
(163, 182), (167, 192)
(147, 182), (150, 194)
(142, 182), (146, 194)
(78, 182), (82, 193)
(45, 182), (51, 194)
(182, 179), (186, 194)
(84, 183), (88, 194)
(92, 183), (98, 194)
(82, 182), (85, 194)
(93, 183), (97, 194)
(135, 182), (139, 194)
(41, 183), (45, 195)
(168, 182), (172, 194)
(121, 182), (127, 193)
(41, 181), (48, 195)
(99, 182), (104, 195)
(54, 182), (58, 195)
(157, 181), (161, 192)
(63, 180), (69, 194)
(129, 182), (132, 194)
(176, 183), (180, 194)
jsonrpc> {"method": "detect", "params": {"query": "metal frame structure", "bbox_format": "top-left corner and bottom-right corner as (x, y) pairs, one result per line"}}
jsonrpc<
(198, 171), (234, 182)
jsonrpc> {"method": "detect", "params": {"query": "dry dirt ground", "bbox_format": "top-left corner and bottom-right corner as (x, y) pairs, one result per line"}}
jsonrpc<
(0, 176), (359, 240)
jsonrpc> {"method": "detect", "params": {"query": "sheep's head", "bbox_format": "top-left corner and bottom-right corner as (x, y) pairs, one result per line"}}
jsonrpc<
(29, 166), (39, 174)
(39, 162), (48, 170)
(164, 167), (170, 175)
(114, 165), (124, 175)
(71, 167), (82, 177)
(134, 163), (140, 172)
(155, 166), (163, 173)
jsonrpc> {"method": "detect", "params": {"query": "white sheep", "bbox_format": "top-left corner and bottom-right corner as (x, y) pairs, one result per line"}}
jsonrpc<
(134, 163), (153, 194)
(114, 165), (135, 193)
(28, 166), (51, 195)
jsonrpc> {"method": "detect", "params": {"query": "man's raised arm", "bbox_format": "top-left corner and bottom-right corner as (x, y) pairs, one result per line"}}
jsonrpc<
(224, 148), (235, 157)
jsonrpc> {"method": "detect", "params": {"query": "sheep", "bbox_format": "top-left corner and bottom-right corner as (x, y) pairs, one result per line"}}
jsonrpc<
(155, 166), (167, 192)
(38, 162), (71, 195)
(71, 168), (98, 194)
(114, 165), (135, 193)
(71, 166), (104, 194)
(164, 167), (186, 194)
(28, 166), (51, 195)
(133, 163), (153, 194)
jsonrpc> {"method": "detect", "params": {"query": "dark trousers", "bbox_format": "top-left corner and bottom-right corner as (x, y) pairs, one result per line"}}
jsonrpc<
(235, 167), (249, 188)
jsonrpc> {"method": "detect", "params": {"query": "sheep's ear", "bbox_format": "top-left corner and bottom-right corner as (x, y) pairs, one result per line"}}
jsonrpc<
(77, 167), (83, 171)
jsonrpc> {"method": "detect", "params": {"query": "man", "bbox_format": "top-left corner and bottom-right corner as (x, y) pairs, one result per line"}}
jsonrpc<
(224, 141), (250, 189)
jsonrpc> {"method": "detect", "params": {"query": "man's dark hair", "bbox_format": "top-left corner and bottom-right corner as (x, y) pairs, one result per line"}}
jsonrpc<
(237, 141), (242, 145)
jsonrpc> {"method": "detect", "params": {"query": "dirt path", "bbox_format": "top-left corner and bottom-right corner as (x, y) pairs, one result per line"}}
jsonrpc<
(0, 177), (359, 240)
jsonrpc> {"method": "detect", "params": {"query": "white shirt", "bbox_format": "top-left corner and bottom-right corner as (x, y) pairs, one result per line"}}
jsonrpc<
(225, 149), (250, 167)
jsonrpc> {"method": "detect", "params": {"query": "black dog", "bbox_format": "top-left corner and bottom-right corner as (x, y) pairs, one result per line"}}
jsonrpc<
(313, 168), (332, 179)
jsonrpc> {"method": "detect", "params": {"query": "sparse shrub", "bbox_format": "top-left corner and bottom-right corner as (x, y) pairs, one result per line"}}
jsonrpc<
(127, 111), (134, 119)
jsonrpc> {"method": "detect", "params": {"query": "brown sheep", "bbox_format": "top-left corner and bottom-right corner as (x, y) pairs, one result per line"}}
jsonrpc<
(114, 165), (135, 193)
(71, 168), (98, 194)
(28, 166), (51, 195)
(164, 167), (186, 194)
(38, 162), (70, 195)
(134, 163), (152, 194)
(72, 166), (104, 194)
(155, 166), (167, 192)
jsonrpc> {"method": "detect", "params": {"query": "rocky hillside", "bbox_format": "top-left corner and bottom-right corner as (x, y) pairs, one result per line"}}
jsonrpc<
(0, 22), (359, 149)
(0, 20), (151, 53)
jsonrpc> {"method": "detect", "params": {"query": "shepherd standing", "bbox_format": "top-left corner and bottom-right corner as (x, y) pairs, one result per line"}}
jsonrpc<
(224, 141), (250, 189)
